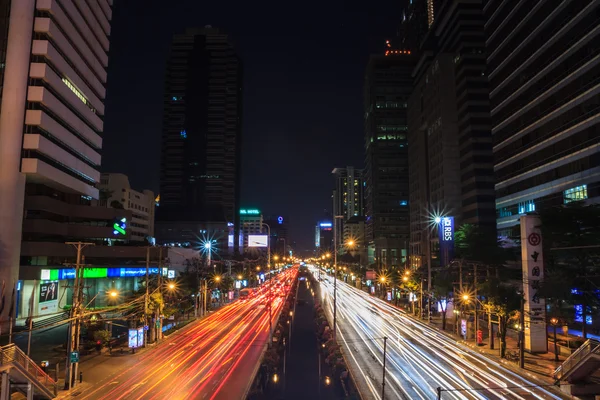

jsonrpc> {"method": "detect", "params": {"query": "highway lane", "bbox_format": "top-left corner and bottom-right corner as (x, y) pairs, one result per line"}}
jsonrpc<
(311, 266), (567, 400)
(77, 267), (297, 400)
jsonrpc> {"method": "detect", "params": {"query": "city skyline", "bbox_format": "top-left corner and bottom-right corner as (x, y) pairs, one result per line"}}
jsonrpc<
(101, 0), (405, 250)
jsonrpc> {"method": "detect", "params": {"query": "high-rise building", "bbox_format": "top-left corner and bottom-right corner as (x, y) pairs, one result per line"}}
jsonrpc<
(484, 1), (600, 237)
(408, 0), (495, 268)
(240, 208), (262, 251)
(364, 52), (414, 270)
(263, 215), (289, 255)
(157, 26), (243, 252)
(332, 167), (364, 250)
(315, 222), (333, 253)
(95, 173), (156, 242)
(0, 0), (113, 313)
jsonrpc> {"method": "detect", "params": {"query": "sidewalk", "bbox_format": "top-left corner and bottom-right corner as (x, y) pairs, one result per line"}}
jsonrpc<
(426, 315), (562, 384)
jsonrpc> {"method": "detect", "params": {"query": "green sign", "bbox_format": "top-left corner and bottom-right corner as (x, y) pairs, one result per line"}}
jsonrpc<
(240, 209), (260, 215)
(70, 351), (79, 363)
(82, 268), (108, 279)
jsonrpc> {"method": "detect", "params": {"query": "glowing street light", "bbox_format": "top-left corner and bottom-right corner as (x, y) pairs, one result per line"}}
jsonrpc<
(109, 290), (118, 298)
(434, 216), (442, 224)
(214, 276), (221, 283)
(168, 283), (176, 290)
(237, 274), (243, 280)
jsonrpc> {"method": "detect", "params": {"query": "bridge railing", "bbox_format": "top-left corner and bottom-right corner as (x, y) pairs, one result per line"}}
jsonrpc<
(0, 344), (57, 397)
(554, 339), (600, 381)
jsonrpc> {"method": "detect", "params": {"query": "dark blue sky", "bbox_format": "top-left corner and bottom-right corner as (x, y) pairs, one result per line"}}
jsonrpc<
(102, 0), (404, 251)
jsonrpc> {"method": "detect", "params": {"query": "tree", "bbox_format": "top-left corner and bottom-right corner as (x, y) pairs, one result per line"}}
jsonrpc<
(93, 330), (111, 348)
(433, 271), (454, 330)
(479, 281), (521, 358)
(539, 203), (600, 338)
(454, 224), (513, 268)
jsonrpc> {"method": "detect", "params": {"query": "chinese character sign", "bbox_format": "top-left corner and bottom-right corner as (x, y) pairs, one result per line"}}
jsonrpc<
(520, 215), (547, 353)
(438, 216), (454, 267)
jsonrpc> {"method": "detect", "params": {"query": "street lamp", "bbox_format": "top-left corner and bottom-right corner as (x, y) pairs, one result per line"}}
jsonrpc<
(550, 317), (559, 361)
(261, 222), (272, 346)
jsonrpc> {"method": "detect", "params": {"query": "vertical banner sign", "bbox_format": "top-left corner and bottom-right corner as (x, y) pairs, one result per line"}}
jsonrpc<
(520, 215), (547, 353)
(38, 281), (59, 314)
(438, 217), (455, 267)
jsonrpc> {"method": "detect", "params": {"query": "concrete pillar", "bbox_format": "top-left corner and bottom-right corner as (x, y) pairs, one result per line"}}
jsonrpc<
(0, 0), (35, 325)
(26, 383), (32, 400)
(1, 372), (10, 400)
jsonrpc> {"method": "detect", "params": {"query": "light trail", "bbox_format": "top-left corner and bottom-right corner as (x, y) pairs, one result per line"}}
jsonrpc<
(76, 267), (299, 400)
(310, 266), (566, 400)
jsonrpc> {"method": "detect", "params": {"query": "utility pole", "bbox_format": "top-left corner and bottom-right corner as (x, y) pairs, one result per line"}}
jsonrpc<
(64, 242), (94, 390)
(381, 336), (388, 400)
(156, 247), (163, 342)
(519, 295), (525, 369)
(333, 215), (343, 342)
(474, 264), (478, 344)
(145, 246), (150, 347)
(262, 223), (272, 346)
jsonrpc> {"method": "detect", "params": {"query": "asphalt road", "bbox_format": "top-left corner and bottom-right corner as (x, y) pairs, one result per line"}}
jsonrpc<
(69, 268), (298, 400)
(313, 266), (568, 400)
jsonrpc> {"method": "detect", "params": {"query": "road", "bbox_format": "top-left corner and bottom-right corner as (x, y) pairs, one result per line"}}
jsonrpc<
(75, 267), (298, 400)
(312, 266), (568, 400)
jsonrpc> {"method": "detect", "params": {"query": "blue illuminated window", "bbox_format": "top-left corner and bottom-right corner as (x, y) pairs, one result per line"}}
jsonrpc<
(518, 200), (535, 214)
(180, 130), (187, 139)
(563, 184), (587, 204)
(400, 200), (408, 206)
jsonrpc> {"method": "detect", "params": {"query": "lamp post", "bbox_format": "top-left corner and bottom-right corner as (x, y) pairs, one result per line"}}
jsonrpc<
(550, 317), (559, 361)
(262, 222), (272, 346)
(333, 215), (344, 342)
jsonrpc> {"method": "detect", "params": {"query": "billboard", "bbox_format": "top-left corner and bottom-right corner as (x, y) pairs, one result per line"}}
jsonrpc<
(39, 281), (59, 314)
(365, 270), (376, 280)
(128, 327), (145, 348)
(438, 216), (454, 267)
(248, 235), (268, 248)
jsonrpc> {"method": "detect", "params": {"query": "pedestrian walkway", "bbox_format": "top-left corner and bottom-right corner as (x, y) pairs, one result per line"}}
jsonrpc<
(282, 275), (337, 400)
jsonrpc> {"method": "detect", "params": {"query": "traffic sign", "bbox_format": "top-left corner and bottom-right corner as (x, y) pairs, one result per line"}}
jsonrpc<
(70, 351), (79, 363)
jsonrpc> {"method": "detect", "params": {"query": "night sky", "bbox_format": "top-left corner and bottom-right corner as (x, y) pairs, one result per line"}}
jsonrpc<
(102, 0), (403, 251)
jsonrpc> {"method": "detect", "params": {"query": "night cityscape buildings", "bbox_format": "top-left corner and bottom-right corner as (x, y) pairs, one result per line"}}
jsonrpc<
(363, 51), (414, 270)
(0, 0), (114, 319)
(408, 0), (495, 268)
(484, 1), (600, 238)
(332, 167), (364, 247)
(156, 26), (243, 253)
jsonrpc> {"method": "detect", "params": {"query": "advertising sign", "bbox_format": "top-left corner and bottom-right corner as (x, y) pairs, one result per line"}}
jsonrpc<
(477, 330), (483, 345)
(128, 329), (138, 348)
(137, 327), (144, 347)
(386, 291), (392, 301)
(248, 235), (268, 248)
(461, 319), (467, 339)
(520, 215), (547, 353)
(129, 328), (144, 348)
(167, 270), (175, 279)
(38, 281), (59, 314)
(438, 216), (454, 267)
(365, 270), (376, 280)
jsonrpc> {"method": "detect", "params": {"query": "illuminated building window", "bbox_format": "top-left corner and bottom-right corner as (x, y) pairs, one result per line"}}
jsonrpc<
(62, 77), (95, 113)
(518, 200), (535, 214)
(180, 130), (187, 139)
(564, 184), (588, 204)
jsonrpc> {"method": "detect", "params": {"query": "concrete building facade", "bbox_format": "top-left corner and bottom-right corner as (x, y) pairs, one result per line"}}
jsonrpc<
(0, 0), (113, 321)
(484, 1), (600, 237)
(96, 173), (156, 242)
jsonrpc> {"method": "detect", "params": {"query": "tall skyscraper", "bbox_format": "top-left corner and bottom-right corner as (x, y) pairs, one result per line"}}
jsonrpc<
(408, 0), (495, 268)
(157, 27), (243, 251)
(0, 0), (113, 316)
(364, 50), (414, 270)
(332, 167), (364, 248)
(484, 1), (600, 237)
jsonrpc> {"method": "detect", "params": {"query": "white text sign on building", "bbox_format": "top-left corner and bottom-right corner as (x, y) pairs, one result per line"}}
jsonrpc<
(520, 215), (547, 353)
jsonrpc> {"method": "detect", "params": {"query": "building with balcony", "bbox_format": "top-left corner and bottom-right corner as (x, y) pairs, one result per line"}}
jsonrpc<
(0, 0), (114, 313)
(484, 1), (600, 237)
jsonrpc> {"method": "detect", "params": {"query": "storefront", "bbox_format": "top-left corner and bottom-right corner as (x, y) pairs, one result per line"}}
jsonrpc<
(18, 266), (175, 321)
